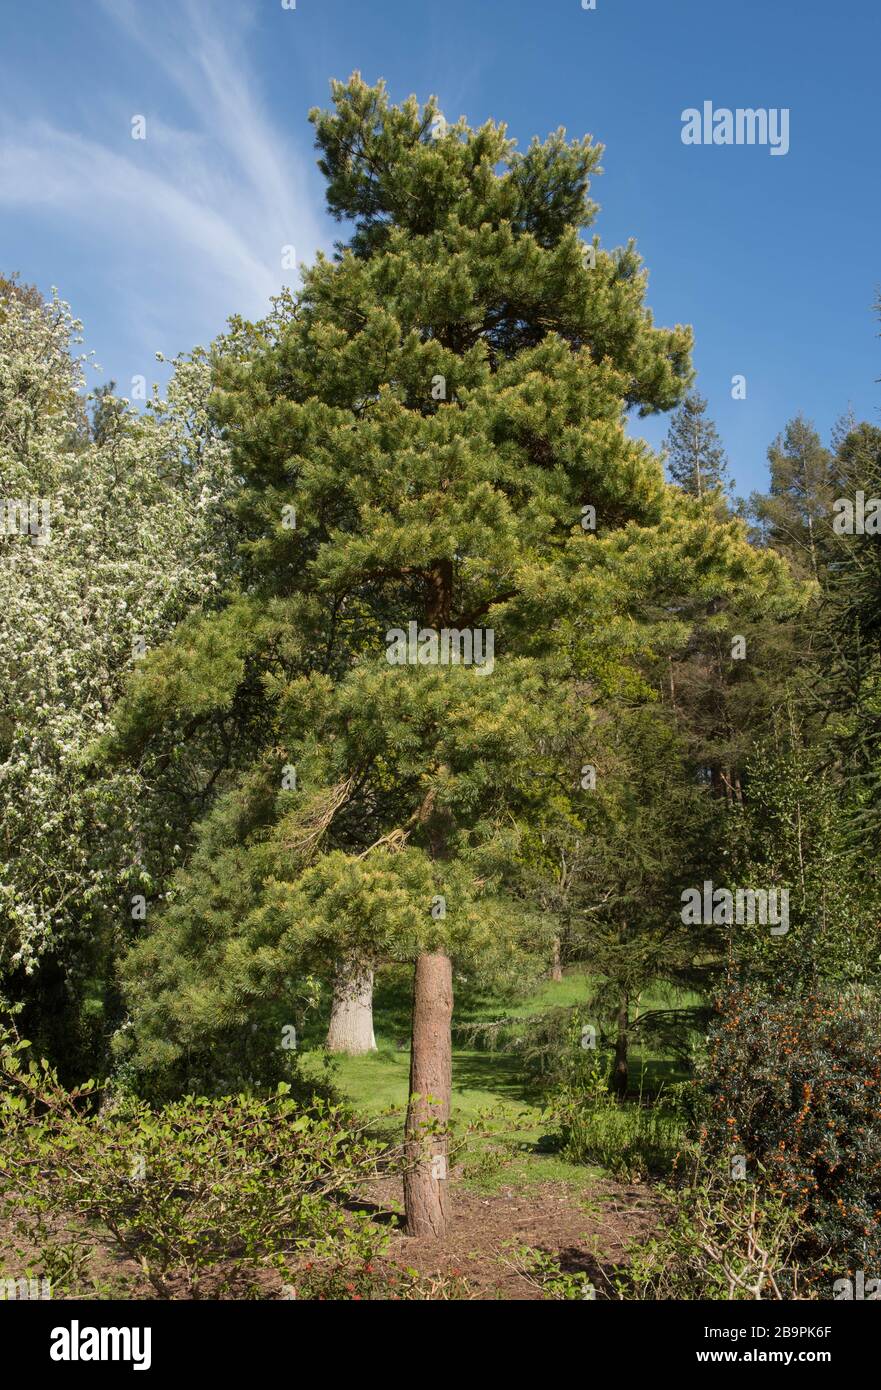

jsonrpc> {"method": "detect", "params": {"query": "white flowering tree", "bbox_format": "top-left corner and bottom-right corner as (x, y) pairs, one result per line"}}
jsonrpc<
(0, 279), (235, 1072)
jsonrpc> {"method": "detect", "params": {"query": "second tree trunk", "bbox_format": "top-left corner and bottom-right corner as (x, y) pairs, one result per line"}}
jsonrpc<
(326, 957), (377, 1054)
(611, 998), (629, 1098)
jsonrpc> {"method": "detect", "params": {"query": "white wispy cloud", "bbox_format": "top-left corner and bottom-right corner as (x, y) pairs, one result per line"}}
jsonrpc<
(0, 0), (325, 357)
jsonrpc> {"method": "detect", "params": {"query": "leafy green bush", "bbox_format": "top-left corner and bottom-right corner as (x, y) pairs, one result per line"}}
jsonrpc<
(0, 1028), (398, 1298)
(502, 1242), (597, 1300)
(700, 984), (881, 1271)
(543, 1017), (684, 1179)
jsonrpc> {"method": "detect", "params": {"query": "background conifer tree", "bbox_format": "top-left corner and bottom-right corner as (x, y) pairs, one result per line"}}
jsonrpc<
(750, 415), (834, 580)
(664, 391), (730, 500)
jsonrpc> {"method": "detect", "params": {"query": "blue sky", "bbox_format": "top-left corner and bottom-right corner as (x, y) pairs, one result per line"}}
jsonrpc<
(1, 0), (878, 496)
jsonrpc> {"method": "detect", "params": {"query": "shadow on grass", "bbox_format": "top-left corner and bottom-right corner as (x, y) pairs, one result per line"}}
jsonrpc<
(450, 1049), (544, 1107)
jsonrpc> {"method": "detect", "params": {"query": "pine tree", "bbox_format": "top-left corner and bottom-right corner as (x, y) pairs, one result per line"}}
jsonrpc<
(750, 415), (834, 580)
(664, 391), (730, 500)
(109, 75), (793, 1238)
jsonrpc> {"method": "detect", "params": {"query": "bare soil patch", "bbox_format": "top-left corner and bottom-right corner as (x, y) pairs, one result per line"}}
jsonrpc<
(0, 1176), (657, 1300)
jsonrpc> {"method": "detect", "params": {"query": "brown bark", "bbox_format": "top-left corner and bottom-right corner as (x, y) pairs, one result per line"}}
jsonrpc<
(550, 935), (563, 983)
(325, 957), (377, 1055)
(403, 951), (453, 1239)
(611, 997), (629, 1098)
(425, 559), (453, 628)
(401, 558), (456, 1239)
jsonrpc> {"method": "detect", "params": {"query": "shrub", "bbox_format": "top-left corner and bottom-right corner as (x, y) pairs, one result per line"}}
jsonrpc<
(0, 1028), (399, 1298)
(608, 1155), (828, 1300)
(292, 1258), (471, 1301)
(543, 1018), (684, 1179)
(700, 983), (881, 1272)
(502, 1242), (597, 1300)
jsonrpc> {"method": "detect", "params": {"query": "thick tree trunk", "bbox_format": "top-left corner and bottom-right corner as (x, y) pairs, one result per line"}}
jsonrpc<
(403, 951), (453, 1239)
(550, 935), (563, 983)
(325, 958), (377, 1054)
(611, 997), (629, 1099)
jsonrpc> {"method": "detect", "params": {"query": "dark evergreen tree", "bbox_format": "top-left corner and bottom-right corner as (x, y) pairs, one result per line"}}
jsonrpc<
(750, 415), (835, 580)
(814, 422), (881, 836)
(664, 391), (730, 500)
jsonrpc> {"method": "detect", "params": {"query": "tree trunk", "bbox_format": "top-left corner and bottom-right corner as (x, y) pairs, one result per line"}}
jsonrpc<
(325, 958), (377, 1054)
(550, 936), (563, 983)
(403, 951), (453, 1239)
(425, 559), (453, 628)
(611, 997), (629, 1098)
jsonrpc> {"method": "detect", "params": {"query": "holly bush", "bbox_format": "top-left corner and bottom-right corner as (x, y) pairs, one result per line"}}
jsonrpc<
(700, 984), (881, 1273)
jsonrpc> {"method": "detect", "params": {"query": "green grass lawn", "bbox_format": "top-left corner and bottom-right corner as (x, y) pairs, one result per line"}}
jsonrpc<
(297, 965), (701, 1191)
